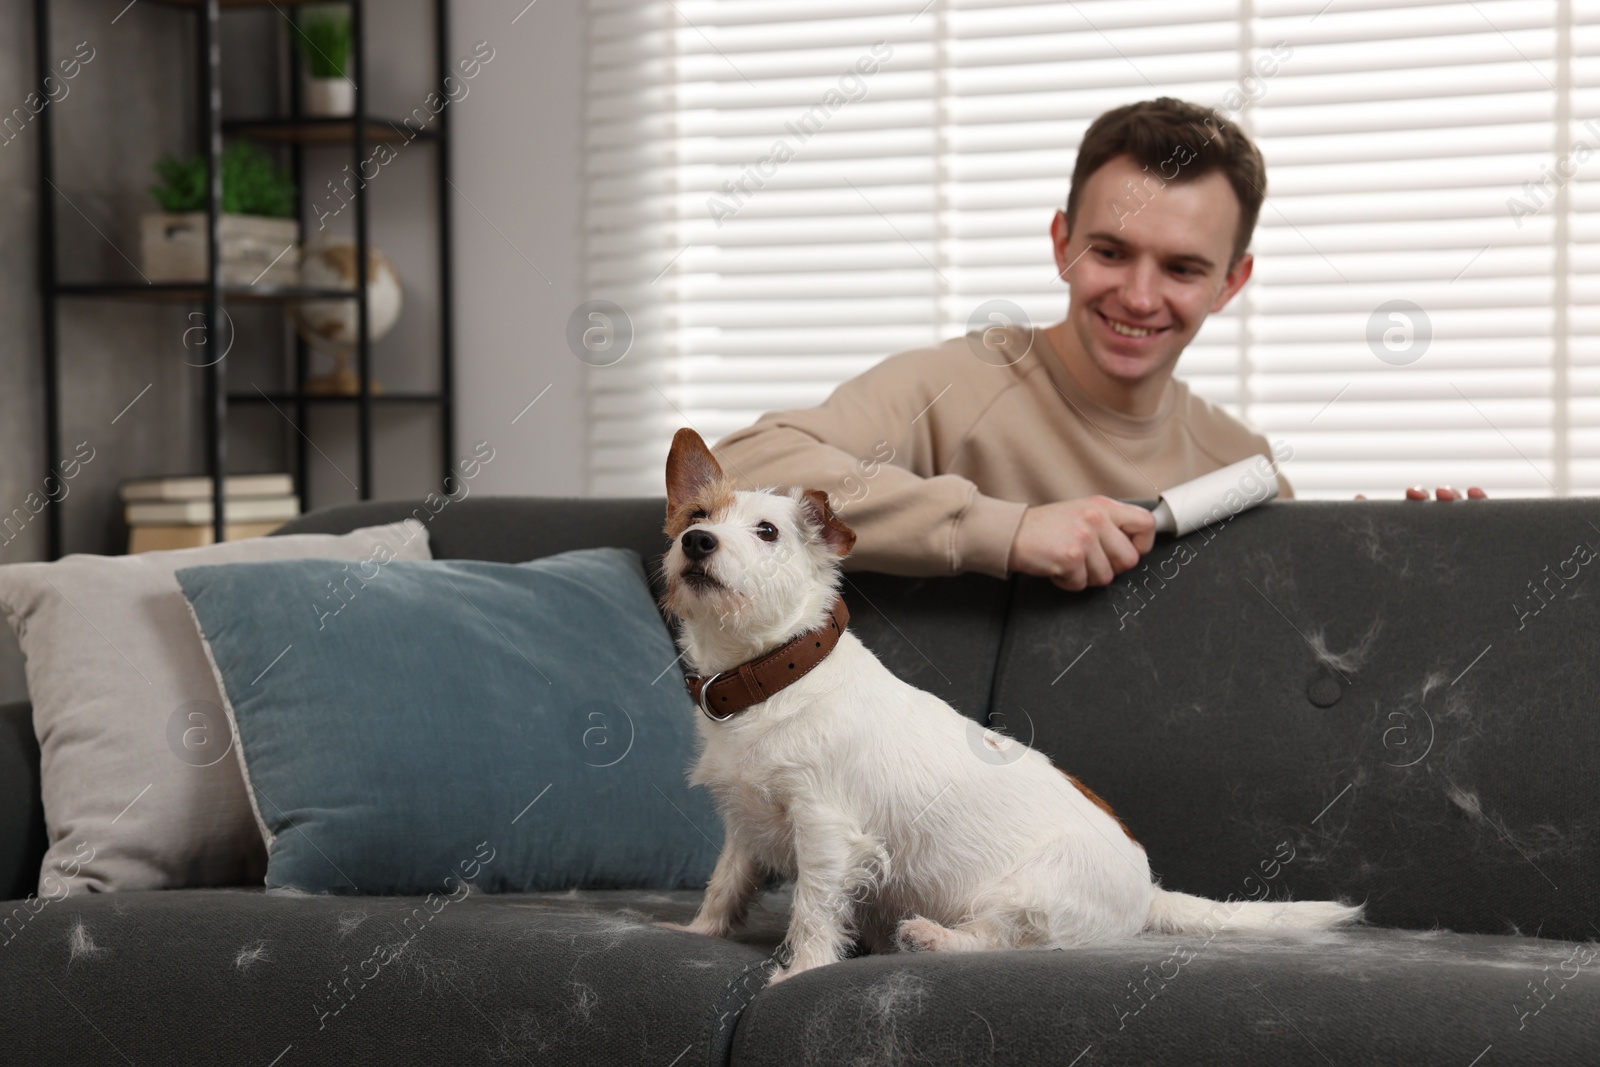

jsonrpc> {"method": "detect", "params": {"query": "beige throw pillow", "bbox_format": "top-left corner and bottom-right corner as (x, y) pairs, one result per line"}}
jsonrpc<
(0, 520), (431, 894)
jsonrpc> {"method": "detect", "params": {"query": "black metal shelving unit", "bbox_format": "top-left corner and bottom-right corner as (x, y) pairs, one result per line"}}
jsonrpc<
(33, 0), (454, 558)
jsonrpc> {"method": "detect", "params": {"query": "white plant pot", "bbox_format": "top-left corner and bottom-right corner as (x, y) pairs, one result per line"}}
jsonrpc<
(304, 76), (353, 118)
(139, 213), (301, 286)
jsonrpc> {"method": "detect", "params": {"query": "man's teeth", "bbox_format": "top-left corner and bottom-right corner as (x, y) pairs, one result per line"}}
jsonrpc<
(1107, 318), (1156, 338)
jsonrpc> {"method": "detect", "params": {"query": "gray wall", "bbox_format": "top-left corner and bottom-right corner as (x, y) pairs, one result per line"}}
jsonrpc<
(449, 0), (587, 500)
(0, 0), (589, 703)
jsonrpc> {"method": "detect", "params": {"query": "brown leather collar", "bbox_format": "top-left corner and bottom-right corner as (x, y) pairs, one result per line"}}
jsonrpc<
(685, 597), (851, 722)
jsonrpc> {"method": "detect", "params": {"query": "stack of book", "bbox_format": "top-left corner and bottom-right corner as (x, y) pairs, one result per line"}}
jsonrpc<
(122, 474), (300, 554)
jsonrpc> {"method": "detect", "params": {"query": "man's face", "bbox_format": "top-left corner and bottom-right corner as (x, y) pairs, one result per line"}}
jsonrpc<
(1051, 154), (1253, 385)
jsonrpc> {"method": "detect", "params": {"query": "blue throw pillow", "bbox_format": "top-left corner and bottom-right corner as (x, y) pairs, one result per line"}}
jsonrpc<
(175, 548), (720, 895)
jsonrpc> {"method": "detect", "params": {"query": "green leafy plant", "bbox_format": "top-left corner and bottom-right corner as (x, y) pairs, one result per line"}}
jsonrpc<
(296, 7), (352, 79)
(148, 142), (296, 218)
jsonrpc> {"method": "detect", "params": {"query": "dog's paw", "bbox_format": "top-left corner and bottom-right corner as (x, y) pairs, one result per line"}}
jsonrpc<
(654, 920), (725, 938)
(895, 915), (954, 953)
(765, 960), (818, 986)
(766, 952), (837, 985)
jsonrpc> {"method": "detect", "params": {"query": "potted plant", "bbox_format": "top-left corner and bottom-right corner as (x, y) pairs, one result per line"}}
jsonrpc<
(140, 141), (300, 286)
(297, 6), (353, 117)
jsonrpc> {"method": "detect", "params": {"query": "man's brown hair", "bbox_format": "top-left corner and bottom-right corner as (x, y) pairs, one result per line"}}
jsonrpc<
(1066, 97), (1266, 266)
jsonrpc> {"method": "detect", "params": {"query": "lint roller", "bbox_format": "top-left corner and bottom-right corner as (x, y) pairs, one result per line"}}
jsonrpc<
(1142, 456), (1280, 537)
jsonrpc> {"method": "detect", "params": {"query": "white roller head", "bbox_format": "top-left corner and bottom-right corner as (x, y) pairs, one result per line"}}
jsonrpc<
(1151, 455), (1280, 537)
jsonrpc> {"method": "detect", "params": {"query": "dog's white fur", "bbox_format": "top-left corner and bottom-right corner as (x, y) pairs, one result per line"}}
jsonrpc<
(659, 429), (1362, 984)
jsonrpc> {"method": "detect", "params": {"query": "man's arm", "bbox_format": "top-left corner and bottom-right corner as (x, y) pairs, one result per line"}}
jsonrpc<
(712, 352), (1028, 578)
(715, 423), (1031, 579)
(720, 416), (1157, 585)
(713, 347), (1160, 584)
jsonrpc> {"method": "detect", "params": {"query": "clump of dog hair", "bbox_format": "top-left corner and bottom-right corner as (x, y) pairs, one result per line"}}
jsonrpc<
(1419, 669), (1448, 699)
(803, 972), (932, 1067)
(1447, 784), (1485, 822)
(492, 977), (604, 1058)
(233, 940), (270, 972)
(1307, 617), (1383, 675)
(336, 910), (368, 938)
(67, 918), (108, 966)
(529, 907), (651, 956)
(396, 943), (463, 996)
(864, 971), (928, 1021)
(568, 980), (599, 1025)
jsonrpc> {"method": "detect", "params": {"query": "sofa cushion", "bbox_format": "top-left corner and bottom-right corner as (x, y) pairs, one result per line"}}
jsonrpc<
(0, 521), (432, 895)
(274, 498), (1013, 724)
(731, 928), (1600, 1067)
(992, 500), (1600, 942)
(176, 549), (721, 894)
(0, 886), (785, 1067)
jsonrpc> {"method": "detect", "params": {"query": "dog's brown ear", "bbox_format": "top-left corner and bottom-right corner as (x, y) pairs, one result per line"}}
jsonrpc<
(800, 489), (856, 558)
(666, 428), (725, 514)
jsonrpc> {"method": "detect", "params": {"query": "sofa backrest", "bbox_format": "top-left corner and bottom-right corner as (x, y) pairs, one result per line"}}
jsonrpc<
(0, 496), (1012, 899)
(4, 494), (1594, 943)
(273, 497), (1013, 722)
(997, 498), (1599, 942)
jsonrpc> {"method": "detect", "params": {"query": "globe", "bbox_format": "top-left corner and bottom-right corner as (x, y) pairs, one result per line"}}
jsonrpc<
(293, 241), (404, 395)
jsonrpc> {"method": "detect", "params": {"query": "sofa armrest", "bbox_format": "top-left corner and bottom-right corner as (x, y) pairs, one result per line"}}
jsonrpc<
(0, 701), (45, 901)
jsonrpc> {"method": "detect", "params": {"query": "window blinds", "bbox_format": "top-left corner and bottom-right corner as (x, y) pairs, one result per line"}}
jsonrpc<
(584, 0), (1599, 499)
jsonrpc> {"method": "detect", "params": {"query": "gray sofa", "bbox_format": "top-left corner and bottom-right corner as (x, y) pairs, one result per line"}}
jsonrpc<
(3, 496), (1597, 1066)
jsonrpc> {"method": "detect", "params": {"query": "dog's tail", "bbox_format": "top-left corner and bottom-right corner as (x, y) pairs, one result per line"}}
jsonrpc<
(1144, 886), (1362, 935)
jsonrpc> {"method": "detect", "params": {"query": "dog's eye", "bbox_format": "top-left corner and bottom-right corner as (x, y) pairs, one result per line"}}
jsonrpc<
(755, 521), (779, 542)
(688, 509), (708, 523)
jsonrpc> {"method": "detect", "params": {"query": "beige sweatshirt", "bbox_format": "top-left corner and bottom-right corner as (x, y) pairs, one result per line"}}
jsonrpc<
(712, 325), (1289, 579)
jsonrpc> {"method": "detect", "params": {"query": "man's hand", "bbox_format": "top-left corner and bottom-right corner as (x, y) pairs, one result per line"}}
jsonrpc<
(1354, 486), (1488, 501)
(1007, 497), (1157, 591)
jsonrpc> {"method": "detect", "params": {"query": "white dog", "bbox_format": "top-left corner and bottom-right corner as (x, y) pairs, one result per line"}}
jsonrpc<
(659, 428), (1361, 984)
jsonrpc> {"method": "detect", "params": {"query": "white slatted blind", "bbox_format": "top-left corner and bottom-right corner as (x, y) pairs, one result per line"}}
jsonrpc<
(584, 0), (1600, 499)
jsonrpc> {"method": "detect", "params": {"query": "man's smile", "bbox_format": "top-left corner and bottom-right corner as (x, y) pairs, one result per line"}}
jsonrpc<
(1093, 308), (1171, 342)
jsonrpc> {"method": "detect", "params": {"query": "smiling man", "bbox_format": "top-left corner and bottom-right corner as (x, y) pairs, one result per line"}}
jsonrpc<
(711, 98), (1281, 590)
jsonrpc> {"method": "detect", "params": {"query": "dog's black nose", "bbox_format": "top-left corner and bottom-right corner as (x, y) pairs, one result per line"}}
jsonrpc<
(681, 528), (718, 561)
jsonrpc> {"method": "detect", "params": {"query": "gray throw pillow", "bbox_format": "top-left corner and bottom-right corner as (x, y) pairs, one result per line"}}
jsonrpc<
(0, 520), (431, 894)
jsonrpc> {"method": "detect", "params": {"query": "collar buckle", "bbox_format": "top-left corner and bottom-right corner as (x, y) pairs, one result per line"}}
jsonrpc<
(691, 670), (736, 722)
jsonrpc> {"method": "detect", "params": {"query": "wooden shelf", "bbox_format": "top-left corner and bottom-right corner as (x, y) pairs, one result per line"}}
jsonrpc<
(36, 0), (455, 557)
(55, 282), (357, 302)
(153, 1), (338, 7)
(225, 116), (437, 144)
(230, 393), (445, 405)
